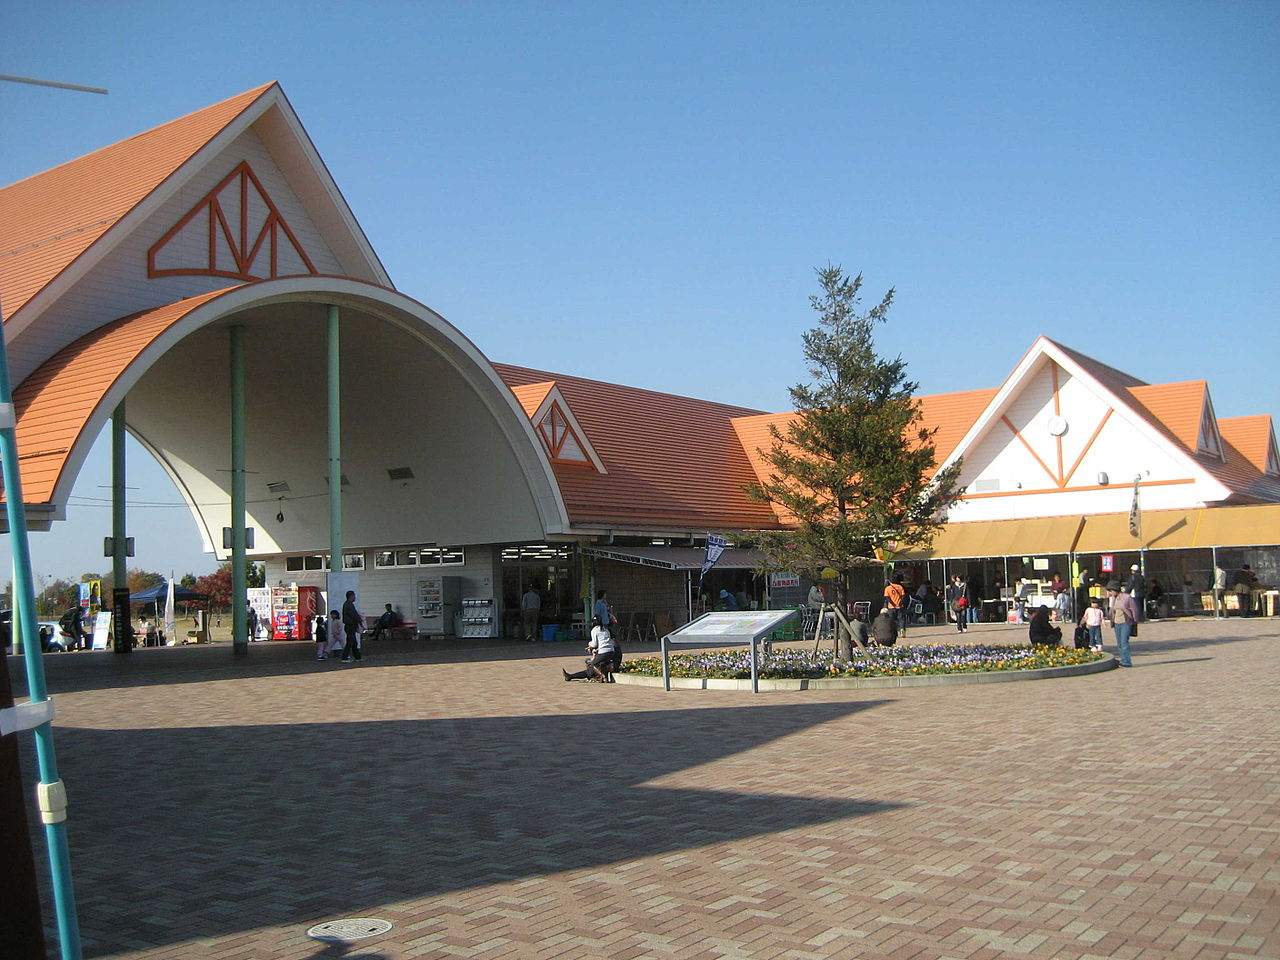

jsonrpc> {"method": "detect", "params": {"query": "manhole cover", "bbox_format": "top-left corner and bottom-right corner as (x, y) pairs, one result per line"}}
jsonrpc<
(306, 917), (394, 942)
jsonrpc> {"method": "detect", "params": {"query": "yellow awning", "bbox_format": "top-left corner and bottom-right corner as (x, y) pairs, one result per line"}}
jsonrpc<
(909, 503), (1280, 559)
(1194, 503), (1280, 548)
(1074, 510), (1193, 552)
(907, 515), (1084, 559)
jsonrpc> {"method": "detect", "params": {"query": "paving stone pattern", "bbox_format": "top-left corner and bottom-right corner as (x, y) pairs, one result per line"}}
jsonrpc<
(13, 617), (1280, 960)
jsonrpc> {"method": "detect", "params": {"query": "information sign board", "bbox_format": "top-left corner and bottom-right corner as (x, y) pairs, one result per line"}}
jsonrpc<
(90, 612), (111, 650)
(661, 609), (798, 694)
(666, 609), (796, 643)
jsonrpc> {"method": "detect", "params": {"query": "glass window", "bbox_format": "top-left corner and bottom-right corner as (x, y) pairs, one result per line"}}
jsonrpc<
(418, 547), (465, 566)
(500, 544), (573, 563)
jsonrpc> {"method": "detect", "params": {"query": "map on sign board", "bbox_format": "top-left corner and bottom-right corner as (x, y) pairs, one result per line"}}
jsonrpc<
(666, 609), (797, 644)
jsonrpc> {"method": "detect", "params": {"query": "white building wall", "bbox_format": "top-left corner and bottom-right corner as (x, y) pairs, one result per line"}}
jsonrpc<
(9, 128), (344, 385)
(263, 545), (501, 633)
(949, 361), (1227, 523)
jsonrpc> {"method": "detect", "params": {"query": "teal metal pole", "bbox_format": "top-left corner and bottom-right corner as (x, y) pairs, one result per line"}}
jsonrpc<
(0, 304), (82, 958)
(112, 402), (128, 653)
(328, 306), (341, 571)
(230, 325), (248, 655)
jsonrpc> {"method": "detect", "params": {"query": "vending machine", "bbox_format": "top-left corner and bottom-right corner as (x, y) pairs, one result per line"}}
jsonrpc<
(416, 575), (462, 637)
(271, 585), (299, 639)
(247, 587), (273, 641)
(297, 585), (321, 639)
(456, 598), (497, 638)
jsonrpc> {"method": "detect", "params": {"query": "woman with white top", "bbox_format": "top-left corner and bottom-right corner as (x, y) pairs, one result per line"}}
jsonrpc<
(562, 617), (618, 682)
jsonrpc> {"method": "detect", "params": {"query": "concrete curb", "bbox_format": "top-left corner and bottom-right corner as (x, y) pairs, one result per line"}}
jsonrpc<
(614, 654), (1118, 691)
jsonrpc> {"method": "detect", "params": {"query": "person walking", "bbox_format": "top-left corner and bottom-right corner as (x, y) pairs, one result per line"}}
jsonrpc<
(1126, 563), (1146, 622)
(1106, 585), (1137, 667)
(1234, 564), (1257, 617)
(520, 583), (542, 641)
(883, 576), (908, 637)
(1075, 568), (1092, 621)
(314, 614), (328, 661)
(593, 590), (617, 633)
(245, 601), (259, 642)
(1212, 563), (1228, 618)
(327, 610), (344, 658)
(341, 590), (364, 662)
(946, 575), (968, 632)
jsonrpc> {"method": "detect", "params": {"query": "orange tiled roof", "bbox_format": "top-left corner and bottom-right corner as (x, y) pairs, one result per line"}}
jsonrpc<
(509, 381), (556, 418)
(494, 364), (783, 531)
(0, 83), (276, 320)
(731, 387), (997, 497)
(1124, 381), (1208, 451)
(1218, 416), (1275, 475)
(1212, 416), (1280, 502)
(916, 388), (1000, 464)
(9, 289), (234, 504)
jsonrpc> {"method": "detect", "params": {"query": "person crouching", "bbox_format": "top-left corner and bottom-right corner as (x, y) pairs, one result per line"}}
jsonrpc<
(563, 617), (618, 682)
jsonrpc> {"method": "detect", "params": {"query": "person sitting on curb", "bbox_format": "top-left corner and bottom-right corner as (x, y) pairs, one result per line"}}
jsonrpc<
(563, 617), (618, 682)
(1028, 604), (1062, 646)
(871, 607), (898, 647)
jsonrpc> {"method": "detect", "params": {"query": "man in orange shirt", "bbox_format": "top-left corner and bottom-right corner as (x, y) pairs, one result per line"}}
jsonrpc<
(883, 576), (908, 637)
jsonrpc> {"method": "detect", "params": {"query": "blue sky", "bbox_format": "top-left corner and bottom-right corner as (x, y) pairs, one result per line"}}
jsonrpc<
(2, 0), (1277, 582)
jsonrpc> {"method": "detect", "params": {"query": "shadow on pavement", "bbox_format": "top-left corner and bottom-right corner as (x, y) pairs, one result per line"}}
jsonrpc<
(26, 699), (893, 957)
(9, 637), (608, 696)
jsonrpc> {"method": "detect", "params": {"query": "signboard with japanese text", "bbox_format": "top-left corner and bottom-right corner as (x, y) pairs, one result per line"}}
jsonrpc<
(665, 609), (796, 644)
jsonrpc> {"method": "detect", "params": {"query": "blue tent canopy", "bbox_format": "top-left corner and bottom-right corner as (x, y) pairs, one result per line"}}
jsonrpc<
(128, 583), (205, 603)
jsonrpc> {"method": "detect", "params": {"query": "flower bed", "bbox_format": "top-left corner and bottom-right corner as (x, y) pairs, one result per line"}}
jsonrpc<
(618, 643), (1103, 680)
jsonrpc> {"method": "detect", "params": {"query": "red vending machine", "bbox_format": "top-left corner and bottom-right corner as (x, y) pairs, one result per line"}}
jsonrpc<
(270, 586), (299, 639)
(297, 586), (321, 640)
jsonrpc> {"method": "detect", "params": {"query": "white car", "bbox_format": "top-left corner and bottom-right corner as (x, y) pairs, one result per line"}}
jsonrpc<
(38, 621), (70, 651)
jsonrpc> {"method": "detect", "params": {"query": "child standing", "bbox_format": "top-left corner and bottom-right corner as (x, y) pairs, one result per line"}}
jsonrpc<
(1081, 598), (1105, 653)
(314, 614), (328, 661)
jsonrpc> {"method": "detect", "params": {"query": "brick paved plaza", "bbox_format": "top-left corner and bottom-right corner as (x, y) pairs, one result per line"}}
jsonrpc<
(13, 616), (1280, 960)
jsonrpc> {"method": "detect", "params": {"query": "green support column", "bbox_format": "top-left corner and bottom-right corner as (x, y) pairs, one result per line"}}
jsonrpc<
(328, 305), (342, 573)
(112, 402), (129, 653)
(230, 325), (248, 656)
(0, 302), (83, 957)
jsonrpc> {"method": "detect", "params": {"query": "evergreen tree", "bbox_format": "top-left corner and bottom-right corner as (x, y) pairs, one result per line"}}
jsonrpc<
(745, 266), (963, 650)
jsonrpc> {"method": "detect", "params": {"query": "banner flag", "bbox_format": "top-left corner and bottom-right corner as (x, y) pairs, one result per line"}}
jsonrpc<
(164, 575), (177, 644)
(699, 534), (728, 586)
(1128, 477), (1142, 540)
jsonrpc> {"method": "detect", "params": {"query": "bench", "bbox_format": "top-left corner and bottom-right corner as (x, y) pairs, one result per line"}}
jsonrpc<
(365, 619), (418, 641)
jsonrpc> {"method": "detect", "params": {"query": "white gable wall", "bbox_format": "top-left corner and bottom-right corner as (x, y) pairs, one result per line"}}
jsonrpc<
(8, 127), (345, 386)
(948, 359), (1229, 523)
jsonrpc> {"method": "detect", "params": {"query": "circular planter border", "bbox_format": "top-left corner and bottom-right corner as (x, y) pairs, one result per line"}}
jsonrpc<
(614, 653), (1117, 691)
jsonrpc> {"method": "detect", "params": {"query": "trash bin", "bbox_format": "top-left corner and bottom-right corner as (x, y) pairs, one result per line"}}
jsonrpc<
(541, 624), (559, 642)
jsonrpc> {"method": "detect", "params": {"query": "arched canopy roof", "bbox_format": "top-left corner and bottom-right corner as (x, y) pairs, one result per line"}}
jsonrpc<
(8, 278), (569, 552)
